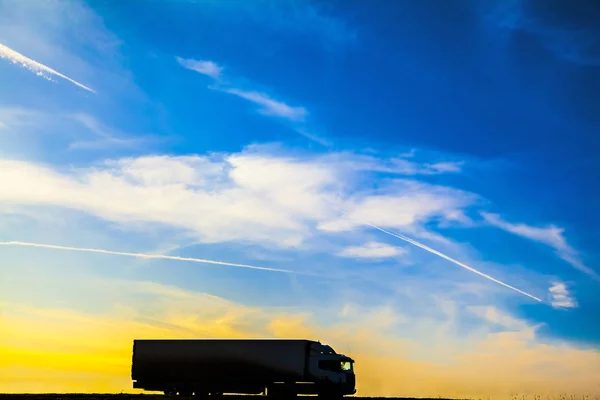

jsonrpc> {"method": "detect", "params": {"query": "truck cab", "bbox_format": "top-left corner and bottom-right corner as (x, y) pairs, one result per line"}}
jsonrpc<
(307, 342), (356, 396)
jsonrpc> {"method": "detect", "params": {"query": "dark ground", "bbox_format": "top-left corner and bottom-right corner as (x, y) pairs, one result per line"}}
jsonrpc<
(0, 396), (460, 400)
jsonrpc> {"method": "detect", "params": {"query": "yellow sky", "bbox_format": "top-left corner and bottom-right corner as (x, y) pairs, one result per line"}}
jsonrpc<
(1, 282), (599, 398)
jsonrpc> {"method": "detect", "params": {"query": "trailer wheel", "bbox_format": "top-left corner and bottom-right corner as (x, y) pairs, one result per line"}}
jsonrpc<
(164, 389), (176, 396)
(267, 385), (296, 399)
(265, 386), (278, 399)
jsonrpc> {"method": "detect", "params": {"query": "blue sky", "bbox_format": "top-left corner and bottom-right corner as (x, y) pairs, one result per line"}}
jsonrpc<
(1, 0), (599, 396)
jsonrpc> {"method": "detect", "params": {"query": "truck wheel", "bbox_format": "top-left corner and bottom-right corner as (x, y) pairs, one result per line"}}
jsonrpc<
(165, 389), (176, 396)
(267, 386), (296, 399)
(194, 391), (208, 400)
(318, 391), (343, 400)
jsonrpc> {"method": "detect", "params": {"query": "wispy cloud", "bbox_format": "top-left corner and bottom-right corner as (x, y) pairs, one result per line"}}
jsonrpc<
(0, 130), (541, 304)
(223, 88), (307, 121)
(176, 56), (315, 141)
(548, 281), (578, 309)
(294, 129), (332, 147)
(467, 305), (531, 330)
(426, 161), (463, 173)
(0, 42), (95, 93)
(318, 180), (474, 238)
(176, 57), (222, 80)
(0, 107), (42, 129)
(67, 113), (162, 150)
(335, 155), (464, 175)
(0, 108), (162, 151)
(0, 241), (301, 274)
(482, 212), (600, 281)
(337, 241), (407, 259)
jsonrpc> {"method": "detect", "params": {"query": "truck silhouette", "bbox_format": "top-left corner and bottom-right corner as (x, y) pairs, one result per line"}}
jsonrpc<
(131, 338), (356, 398)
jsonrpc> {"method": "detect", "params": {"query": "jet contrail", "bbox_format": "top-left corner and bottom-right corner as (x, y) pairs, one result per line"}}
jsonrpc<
(330, 206), (542, 302)
(363, 222), (542, 302)
(0, 241), (302, 275)
(0, 43), (95, 93)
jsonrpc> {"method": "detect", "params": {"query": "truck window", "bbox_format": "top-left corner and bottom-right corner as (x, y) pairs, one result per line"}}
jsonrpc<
(319, 360), (342, 372)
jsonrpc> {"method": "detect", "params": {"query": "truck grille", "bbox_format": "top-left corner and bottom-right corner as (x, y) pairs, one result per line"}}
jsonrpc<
(346, 373), (356, 393)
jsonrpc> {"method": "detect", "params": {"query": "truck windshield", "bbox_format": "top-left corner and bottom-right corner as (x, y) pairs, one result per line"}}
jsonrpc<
(341, 361), (353, 372)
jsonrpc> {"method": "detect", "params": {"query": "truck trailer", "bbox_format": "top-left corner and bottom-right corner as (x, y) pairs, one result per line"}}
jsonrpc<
(131, 338), (356, 398)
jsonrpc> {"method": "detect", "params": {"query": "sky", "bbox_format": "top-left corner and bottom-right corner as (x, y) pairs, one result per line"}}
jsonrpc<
(0, 0), (599, 397)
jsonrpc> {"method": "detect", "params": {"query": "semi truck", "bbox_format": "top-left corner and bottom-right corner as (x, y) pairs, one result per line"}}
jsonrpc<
(131, 338), (356, 398)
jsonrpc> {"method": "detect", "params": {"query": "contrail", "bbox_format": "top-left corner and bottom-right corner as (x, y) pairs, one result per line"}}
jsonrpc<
(0, 43), (95, 93)
(363, 222), (542, 302)
(0, 241), (302, 275)
(331, 206), (542, 302)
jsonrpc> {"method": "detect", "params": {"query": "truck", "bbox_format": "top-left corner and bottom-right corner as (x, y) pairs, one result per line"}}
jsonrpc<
(131, 338), (356, 398)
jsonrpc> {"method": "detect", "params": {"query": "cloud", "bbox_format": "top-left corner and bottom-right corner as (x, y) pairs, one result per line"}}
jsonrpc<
(0, 141), (545, 302)
(337, 241), (407, 259)
(0, 42), (95, 93)
(223, 88), (307, 121)
(0, 126), (545, 304)
(482, 212), (568, 247)
(427, 161), (463, 173)
(318, 180), (474, 234)
(176, 57), (312, 139)
(482, 212), (600, 281)
(0, 108), (163, 152)
(176, 57), (222, 80)
(340, 303), (407, 330)
(467, 305), (531, 331)
(67, 113), (163, 150)
(1, 279), (599, 397)
(548, 281), (578, 309)
(176, 56), (307, 122)
(0, 107), (43, 131)
(0, 146), (472, 249)
(320, 152), (464, 176)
